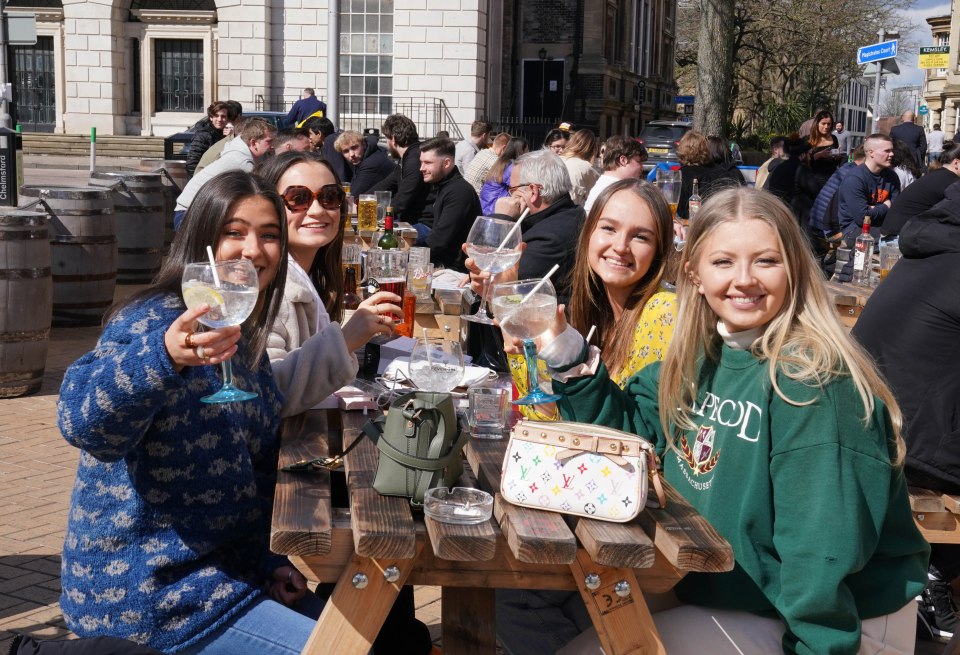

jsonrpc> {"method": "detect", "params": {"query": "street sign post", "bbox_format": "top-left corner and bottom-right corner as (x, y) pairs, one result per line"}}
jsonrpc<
(857, 39), (898, 65)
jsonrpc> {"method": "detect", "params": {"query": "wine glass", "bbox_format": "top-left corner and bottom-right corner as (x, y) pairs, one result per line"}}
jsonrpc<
(409, 337), (465, 393)
(463, 215), (523, 324)
(182, 259), (260, 404)
(657, 170), (681, 221)
(491, 278), (561, 405)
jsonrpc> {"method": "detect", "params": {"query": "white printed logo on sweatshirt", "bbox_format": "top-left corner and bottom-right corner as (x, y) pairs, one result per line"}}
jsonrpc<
(691, 392), (762, 443)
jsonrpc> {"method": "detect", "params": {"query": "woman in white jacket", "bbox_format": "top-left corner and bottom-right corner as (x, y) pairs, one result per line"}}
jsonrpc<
(255, 151), (401, 373)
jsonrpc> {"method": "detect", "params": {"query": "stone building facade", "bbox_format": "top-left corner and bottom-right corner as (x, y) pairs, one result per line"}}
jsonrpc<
(921, 12), (959, 136)
(6, 0), (677, 138)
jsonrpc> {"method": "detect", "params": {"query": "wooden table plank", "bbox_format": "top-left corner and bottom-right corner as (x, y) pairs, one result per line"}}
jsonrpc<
(637, 481), (734, 573)
(570, 548), (667, 655)
(574, 517), (656, 569)
(270, 412), (334, 557)
(424, 468), (498, 562)
(342, 411), (417, 560)
(494, 494), (578, 564)
(909, 487), (947, 513)
(943, 493), (960, 514)
(301, 549), (419, 655)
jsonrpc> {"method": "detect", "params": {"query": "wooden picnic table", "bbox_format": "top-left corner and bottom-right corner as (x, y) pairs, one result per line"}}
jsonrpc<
(825, 279), (874, 328)
(270, 408), (734, 655)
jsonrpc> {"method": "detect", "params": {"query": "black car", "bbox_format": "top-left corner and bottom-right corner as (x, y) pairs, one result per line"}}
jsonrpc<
(636, 120), (691, 170)
(164, 111), (293, 159)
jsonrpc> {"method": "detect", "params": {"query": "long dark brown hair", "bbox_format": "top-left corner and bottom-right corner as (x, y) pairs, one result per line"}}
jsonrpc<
(254, 150), (348, 322)
(106, 170), (289, 361)
(567, 179), (674, 380)
(486, 137), (529, 184)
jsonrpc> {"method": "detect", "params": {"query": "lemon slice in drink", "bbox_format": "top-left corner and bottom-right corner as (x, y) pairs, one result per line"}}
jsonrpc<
(183, 285), (225, 312)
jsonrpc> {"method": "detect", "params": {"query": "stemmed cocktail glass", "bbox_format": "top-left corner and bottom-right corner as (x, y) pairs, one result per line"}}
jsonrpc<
(491, 277), (561, 405)
(182, 259), (260, 403)
(463, 216), (523, 324)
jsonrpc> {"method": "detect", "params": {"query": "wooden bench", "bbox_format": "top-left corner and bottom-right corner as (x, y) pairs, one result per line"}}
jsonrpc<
(908, 487), (960, 655)
(909, 487), (960, 545)
(271, 409), (734, 654)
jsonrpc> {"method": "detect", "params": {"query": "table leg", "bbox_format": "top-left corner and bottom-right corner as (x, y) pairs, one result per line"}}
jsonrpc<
(570, 549), (667, 655)
(301, 553), (414, 655)
(441, 587), (497, 655)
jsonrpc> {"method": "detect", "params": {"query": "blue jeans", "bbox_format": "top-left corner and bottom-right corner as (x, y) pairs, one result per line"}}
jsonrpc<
(496, 589), (593, 655)
(177, 592), (325, 655)
(411, 222), (431, 246)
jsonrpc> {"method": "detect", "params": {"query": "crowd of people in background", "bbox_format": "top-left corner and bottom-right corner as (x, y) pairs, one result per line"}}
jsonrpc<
(51, 93), (960, 655)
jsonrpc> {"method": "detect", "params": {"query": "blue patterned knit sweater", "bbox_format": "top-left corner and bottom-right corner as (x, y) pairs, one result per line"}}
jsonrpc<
(57, 293), (285, 653)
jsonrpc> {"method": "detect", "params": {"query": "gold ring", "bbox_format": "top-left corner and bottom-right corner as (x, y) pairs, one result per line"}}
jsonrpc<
(195, 345), (208, 361)
(184, 332), (196, 348)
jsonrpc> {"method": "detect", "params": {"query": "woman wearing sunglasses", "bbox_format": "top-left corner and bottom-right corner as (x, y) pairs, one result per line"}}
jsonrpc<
(256, 152), (402, 374)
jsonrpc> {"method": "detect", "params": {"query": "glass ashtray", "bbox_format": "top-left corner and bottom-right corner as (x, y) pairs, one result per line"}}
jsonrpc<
(423, 487), (493, 525)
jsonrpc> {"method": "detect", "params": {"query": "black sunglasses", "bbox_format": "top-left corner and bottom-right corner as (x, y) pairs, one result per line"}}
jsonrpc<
(281, 184), (346, 212)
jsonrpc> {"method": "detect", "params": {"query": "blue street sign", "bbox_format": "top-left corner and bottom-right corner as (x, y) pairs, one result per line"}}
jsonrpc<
(674, 95), (695, 104)
(919, 105), (929, 115)
(857, 40), (898, 65)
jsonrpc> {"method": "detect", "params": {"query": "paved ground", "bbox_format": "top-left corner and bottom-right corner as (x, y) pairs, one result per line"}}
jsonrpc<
(0, 156), (950, 654)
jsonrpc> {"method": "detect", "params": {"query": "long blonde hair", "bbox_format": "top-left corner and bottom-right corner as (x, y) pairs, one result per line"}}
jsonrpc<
(568, 179), (674, 381)
(658, 187), (905, 464)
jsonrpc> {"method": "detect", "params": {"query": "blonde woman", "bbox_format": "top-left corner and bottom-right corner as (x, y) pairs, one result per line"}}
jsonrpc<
(560, 129), (601, 205)
(534, 187), (929, 654)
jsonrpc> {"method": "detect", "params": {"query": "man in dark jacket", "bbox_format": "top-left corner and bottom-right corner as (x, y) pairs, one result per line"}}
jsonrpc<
(417, 137), (480, 272)
(185, 101), (235, 176)
(486, 149), (584, 304)
(286, 87), (326, 125)
(369, 114), (430, 222)
(335, 130), (398, 195)
(852, 187), (960, 641)
(890, 110), (927, 166)
(765, 134), (821, 228)
(881, 141), (960, 238)
(835, 133), (900, 281)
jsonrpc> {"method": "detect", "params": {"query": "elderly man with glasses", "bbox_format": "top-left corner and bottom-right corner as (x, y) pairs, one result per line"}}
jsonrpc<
(485, 149), (584, 303)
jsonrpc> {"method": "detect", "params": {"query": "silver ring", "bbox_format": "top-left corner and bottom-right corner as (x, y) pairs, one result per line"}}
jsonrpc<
(195, 345), (208, 361)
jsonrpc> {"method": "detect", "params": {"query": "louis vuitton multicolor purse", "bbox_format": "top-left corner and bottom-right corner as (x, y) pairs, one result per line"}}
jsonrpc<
(499, 420), (665, 523)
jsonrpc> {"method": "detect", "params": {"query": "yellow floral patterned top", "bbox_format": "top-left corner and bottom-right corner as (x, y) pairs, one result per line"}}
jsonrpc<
(509, 290), (677, 420)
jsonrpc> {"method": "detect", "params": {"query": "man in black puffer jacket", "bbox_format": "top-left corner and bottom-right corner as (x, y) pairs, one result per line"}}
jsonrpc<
(853, 186), (960, 642)
(185, 101), (234, 176)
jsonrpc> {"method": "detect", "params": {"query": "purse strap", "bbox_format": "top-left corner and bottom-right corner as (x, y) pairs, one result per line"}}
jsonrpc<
(362, 412), (469, 472)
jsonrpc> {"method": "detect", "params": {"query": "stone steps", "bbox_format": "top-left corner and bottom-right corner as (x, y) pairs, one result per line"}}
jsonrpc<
(22, 133), (166, 158)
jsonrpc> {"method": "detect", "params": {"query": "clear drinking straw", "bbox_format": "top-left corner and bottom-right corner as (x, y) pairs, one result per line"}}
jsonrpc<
(494, 208), (530, 252)
(585, 325), (597, 344)
(205, 245), (221, 287)
(422, 328), (433, 366)
(500, 263), (561, 329)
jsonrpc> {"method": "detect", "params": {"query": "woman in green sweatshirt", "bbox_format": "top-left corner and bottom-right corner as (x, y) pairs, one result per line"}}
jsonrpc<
(529, 187), (929, 655)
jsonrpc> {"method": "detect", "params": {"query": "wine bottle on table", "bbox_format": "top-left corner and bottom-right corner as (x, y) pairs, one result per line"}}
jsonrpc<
(688, 178), (702, 221)
(377, 206), (400, 250)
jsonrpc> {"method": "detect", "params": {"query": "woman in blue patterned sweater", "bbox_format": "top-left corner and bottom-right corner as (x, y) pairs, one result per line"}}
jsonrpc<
(57, 171), (339, 654)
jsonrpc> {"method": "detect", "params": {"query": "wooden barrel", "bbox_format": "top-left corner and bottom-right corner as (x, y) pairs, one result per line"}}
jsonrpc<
(140, 159), (187, 253)
(20, 185), (117, 327)
(90, 172), (166, 284)
(0, 209), (52, 398)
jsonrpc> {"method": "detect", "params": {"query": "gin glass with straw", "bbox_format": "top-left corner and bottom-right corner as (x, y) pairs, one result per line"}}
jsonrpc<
(181, 257), (260, 403)
(491, 268), (561, 405)
(463, 214), (524, 324)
